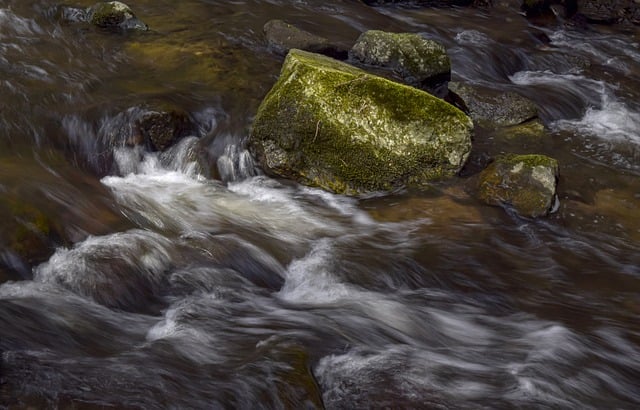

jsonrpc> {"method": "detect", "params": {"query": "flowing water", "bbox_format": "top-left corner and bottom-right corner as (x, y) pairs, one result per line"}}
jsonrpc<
(1, 0), (639, 408)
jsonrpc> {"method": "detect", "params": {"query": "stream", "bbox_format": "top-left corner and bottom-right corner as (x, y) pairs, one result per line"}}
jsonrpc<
(1, 0), (639, 408)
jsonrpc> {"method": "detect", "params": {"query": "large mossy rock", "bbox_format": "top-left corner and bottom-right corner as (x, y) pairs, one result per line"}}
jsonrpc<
(477, 154), (559, 217)
(249, 49), (473, 195)
(350, 30), (451, 88)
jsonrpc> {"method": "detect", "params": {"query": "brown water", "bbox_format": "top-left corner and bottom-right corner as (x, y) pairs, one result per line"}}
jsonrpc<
(1, 1), (639, 409)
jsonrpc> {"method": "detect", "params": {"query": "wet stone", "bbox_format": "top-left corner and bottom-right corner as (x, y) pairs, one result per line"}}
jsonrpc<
(87, 1), (148, 31)
(448, 81), (539, 127)
(477, 153), (559, 218)
(350, 30), (451, 89)
(137, 107), (194, 152)
(263, 19), (348, 60)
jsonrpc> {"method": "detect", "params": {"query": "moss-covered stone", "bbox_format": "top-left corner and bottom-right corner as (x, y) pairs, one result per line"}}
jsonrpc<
(448, 82), (539, 127)
(350, 30), (451, 88)
(0, 198), (58, 270)
(249, 49), (473, 195)
(88, 1), (148, 31)
(477, 153), (559, 217)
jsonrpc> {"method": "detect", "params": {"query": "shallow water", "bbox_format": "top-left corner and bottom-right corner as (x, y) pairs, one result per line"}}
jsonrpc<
(1, 1), (639, 409)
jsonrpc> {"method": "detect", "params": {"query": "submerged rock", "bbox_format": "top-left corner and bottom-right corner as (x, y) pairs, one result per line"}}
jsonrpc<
(249, 49), (473, 195)
(578, 0), (640, 25)
(53, 5), (88, 24)
(0, 197), (63, 280)
(477, 153), (559, 217)
(263, 19), (348, 59)
(137, 106), (194, 151)
(87, 1), (148, 31)
(350, 30), (451, 89)
(361, 0), (487, 7)
(448, 82), (538, 127)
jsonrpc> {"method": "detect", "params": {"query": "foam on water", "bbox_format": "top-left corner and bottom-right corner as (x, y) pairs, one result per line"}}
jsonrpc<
(555, 95), (640, 144)
(146, 297), (224, 364)
(277, 239), (354, 304)
(102, 144), (381, 247)
(314, 318), (599, 408)
(511, 70), (640, 144)
(454, 29), (491, 46)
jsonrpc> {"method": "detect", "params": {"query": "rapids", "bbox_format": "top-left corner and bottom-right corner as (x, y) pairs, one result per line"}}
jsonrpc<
(1, 1), (639, 409)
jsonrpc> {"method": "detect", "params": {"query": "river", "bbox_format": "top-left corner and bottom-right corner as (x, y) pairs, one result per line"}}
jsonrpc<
(1, 0), (639, 408)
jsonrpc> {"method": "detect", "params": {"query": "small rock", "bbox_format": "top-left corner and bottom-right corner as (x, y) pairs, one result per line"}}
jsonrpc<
(263, 19), (348, 59)
(350, 30), (451, 88)
(448, 82), (538, 127)
(477, 153), (559, 217)
(87, 1), (148, 31)
(137, 107), (194, 151)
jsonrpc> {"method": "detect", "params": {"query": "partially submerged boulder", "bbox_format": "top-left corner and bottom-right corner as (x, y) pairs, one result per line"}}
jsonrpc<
(350, 30), (451, 89)
(477, 154), (559, 217)
(263, 19), (348, 59)
(448, 82), (539, 127)
(249, 49), (473, 195)
(0, 197), (63, 280)
(87, 1), (148, 31)
(137, 107), (194, 151)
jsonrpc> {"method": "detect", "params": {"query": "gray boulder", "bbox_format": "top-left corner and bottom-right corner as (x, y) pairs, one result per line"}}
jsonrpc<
(350, 30), (451, 88)
(263, 20), (348, 59)
(249, 49), (473, 195)
(448, 82), (539, 127)
(477, 153), (559, 217)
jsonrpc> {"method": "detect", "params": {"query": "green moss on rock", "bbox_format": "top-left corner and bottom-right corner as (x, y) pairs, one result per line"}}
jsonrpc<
(2, 198), (56, 265)
(249, 49), (473, 195)
(350, 30), (451, 87)
(88, 1), (148, 31)
(477, 153), (559, 217)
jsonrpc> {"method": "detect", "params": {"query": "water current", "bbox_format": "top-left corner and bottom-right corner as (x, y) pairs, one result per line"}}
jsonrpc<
(1, 0), (639, 408)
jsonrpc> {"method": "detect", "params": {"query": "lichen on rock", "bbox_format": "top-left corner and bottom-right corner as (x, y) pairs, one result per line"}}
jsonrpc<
(249, 49), (473, 195)
(350, 30), (451, 88)
(477, 153), (559, 217)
